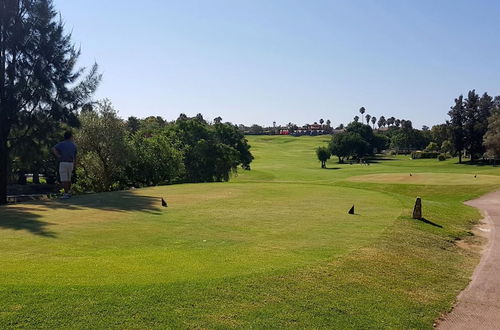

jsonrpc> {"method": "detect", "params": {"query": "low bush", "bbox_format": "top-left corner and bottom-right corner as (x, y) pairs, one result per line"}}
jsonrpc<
(411, 151), (439, 159)
(438, 154), (446, 161)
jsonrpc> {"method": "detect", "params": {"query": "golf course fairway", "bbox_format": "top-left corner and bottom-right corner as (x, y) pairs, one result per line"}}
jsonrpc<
(1, 135), (499, 328)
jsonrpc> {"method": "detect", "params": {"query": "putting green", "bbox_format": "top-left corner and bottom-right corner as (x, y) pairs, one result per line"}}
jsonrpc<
(347, 172), (500, 185)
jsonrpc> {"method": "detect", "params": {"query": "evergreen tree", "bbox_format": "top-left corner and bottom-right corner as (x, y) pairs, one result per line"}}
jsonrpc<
(0, 0), (100, 204)
(463, 90), (481, 160)
(477, 92), (494, 157)
(448, 95), (465, 163)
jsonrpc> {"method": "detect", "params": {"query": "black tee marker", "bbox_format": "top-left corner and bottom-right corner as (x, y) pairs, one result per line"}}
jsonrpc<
(348, 205), (355, 214)
(161, 198), (168, 207)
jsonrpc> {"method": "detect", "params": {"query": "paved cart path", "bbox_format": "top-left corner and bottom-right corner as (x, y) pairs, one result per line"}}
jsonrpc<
(438, 190), (500, 330)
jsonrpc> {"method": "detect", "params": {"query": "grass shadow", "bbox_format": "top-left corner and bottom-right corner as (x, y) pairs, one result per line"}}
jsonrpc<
(0, 207), (57, 237)
(458, 160), (495, 167)
(0, 190), (162, 237)
(417, 217), (443, 228)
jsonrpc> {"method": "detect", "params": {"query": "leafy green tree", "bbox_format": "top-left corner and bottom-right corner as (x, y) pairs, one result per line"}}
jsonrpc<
(441, 140), (454, 155)
(75, 100), (129, 192)
(128, 133), (184, 186)
(345, 121), (374, 150)
(425, 142), (440, 152)
(329, 132), (369, 163)
(373, 133), (390, 152)
(390, 122), (426, 153)
(126, 116), (141, 134)
(249, 124), (264, 135)
(316, 146), (330, 168)
(431, 123), (452, 147)
(213, 122), (253, 170)
(448, 95), (466, 163)
(214, 116), (222, 124)
(167, 116), (252, 182)
(0, 0), (100, 204)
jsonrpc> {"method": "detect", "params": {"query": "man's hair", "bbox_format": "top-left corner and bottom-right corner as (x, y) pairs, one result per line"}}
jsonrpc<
(64, 131), (73, 140)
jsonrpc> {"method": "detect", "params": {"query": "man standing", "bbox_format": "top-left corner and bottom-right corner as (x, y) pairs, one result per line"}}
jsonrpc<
(52, 131), (77, 199)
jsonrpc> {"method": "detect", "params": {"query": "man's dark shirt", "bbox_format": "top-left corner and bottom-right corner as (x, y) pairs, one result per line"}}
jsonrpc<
(54, 140), (77, 162)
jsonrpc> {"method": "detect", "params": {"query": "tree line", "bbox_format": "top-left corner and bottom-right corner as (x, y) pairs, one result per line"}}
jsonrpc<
(316, 94), (500, 167)
(73, 102), (252, 193)
(0, 0), (252, 204)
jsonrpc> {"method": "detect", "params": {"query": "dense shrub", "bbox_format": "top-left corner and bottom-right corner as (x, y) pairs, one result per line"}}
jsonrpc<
(411, 151), (439, 159)
(127, 134), (184, 186)
(438, 154), (446, 161)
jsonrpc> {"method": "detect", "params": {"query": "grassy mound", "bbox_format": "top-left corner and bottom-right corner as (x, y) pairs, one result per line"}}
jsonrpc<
(348, 172), (500, 185)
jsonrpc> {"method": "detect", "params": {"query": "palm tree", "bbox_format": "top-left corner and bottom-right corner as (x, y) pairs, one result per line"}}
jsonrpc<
(365, 114), (371, 125)
(377, 116), (386, 128)
(354, 115), (359, 122)
(326, 119), (331, 127)
(387, 116), (395, 126)
(371, 116), (377, 129)
(319, 118), (324, 127)
(395, 119), (401, 127)
(359, 107), (366, 116)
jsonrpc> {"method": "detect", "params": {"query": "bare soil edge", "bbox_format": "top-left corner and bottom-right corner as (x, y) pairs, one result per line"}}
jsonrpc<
(434, 194), (496, 329)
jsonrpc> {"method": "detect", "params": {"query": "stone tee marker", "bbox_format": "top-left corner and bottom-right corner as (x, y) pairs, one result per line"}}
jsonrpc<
(412, 197), (422, 219)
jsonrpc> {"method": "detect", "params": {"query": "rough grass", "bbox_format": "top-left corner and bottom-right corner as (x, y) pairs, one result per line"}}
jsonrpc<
(0, 135), (498, 328)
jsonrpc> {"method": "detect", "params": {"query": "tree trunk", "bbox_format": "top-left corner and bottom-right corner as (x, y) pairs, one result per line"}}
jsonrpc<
(0, 137), (8, 205)
(33, 171), (40, 184)
(458, 150), (462, 164)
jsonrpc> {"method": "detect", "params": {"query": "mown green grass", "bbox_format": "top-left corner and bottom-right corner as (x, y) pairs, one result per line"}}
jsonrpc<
(1, 135), (498, 328)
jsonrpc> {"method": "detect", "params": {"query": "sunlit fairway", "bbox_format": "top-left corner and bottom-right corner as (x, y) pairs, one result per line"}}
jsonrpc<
(1, 135), (500, 328)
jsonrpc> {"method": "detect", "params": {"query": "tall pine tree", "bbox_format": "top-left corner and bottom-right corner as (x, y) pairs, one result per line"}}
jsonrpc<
(448, 95), (465, 163)
(463, 90), (481, 160)
(0, 0), (100, 204)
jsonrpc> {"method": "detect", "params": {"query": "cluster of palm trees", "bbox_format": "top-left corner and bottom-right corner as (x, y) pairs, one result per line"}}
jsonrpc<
(318, 119), (332, 127)
(354, 107), (402, 129)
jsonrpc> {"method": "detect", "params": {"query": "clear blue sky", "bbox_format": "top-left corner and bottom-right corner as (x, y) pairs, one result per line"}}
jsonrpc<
(55, 0), (500, 128)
